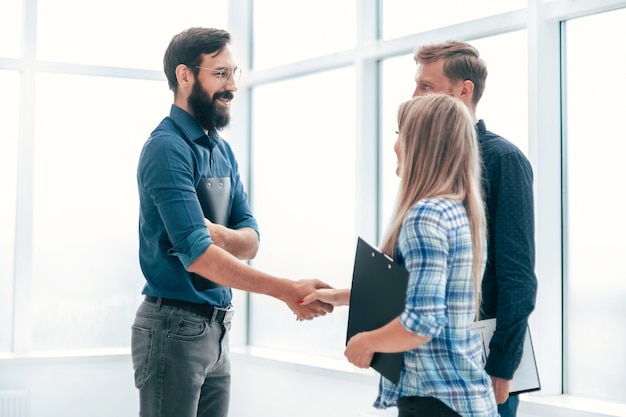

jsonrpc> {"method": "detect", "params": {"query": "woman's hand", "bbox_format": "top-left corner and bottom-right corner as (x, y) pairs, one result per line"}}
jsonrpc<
(344, 332), (374, 368)
(299, 288), (351, 307)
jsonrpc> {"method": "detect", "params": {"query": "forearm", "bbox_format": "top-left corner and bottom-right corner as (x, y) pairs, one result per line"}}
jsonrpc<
(361, 318), (430, 353)
(485, 310), (531, 379)
(303, 288), (351, 306)
(334, 289), (351, 306)
(188, 244), (334, 320)
(188, 243), (287, 298)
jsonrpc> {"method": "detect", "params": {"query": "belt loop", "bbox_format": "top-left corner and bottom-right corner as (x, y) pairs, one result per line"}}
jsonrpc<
(156, 297), (163, 311)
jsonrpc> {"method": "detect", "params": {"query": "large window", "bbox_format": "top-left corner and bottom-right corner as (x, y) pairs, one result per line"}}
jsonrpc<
(31, 74), (167, 350)
(2, 0), (229, 353)
(564, 8), (626, 403)
(249, 67), (357, 360)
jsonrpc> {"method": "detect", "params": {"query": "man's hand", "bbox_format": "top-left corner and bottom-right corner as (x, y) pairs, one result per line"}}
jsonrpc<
(285, 279), (334, 320)
(204, 218), (227, 247)
(491, 376), (510, 404)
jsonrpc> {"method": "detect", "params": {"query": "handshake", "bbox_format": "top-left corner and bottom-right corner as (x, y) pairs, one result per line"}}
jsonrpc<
(288, 283), (373, 371)
(287, 281), (350, 321)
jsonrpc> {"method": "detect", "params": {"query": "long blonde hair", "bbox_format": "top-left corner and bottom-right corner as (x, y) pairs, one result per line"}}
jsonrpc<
(380, 93), (486, 315)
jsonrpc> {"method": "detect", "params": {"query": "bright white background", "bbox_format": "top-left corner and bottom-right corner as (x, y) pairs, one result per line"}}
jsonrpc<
(2, 0), (626, 416)
(564, 8), (626, 402)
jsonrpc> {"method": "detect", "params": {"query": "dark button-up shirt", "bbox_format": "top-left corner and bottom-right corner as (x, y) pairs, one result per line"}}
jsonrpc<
(137, 104), (258, 307)
(477, 119), (538, 380)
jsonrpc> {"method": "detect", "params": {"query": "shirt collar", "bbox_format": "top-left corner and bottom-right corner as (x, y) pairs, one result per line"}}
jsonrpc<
(168, 104), (220, 149)
(476, 119), (487, 135)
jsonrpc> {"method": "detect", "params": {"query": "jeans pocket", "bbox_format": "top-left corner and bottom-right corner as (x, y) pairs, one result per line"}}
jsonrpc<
(169, 316), (208, 340)
(131, 325), (153, 389)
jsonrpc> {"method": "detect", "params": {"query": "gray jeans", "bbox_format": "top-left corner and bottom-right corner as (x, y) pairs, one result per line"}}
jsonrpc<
(131, 299), (233, 417)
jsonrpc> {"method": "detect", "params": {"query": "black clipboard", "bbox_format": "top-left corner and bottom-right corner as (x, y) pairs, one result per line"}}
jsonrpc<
(193, 177), (231, 291)
(196, 177), (231, 226)
(346, 237), (409, 385)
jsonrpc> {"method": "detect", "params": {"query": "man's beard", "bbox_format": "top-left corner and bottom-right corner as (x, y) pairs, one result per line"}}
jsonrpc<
(188, 82), (233, 131)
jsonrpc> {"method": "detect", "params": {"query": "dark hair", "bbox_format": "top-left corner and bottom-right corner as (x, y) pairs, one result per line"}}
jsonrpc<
(163, 27), (231, 93)
(414, 40), (488, 106)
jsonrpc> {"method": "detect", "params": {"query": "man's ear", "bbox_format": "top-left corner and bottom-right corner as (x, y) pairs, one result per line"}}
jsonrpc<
(459, 79), (475, 103)
(176, 64), (194, 92)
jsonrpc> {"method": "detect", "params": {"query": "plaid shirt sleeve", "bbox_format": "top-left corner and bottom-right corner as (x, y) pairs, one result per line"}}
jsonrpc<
(397, 201), (452, 338)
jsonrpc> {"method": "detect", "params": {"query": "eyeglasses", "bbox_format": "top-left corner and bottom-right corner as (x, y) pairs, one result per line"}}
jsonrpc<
(194, 66), (242, 84)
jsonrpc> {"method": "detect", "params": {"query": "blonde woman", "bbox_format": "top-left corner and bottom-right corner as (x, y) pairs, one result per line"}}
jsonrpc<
(302, 93), (497, 417)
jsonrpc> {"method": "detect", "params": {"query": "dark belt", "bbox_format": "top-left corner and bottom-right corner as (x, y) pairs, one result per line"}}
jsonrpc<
(144, 296), (234, 324)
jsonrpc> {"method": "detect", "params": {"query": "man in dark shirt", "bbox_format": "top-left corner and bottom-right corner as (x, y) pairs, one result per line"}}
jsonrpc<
(132, 27), (333, 417)
(411, 40), (538, 417)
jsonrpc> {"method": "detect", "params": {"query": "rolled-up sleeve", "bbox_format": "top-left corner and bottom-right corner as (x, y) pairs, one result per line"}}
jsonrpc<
(398, 204), (449, 339)
(167, 228), (211, 269)
(138, 133), (211, 268)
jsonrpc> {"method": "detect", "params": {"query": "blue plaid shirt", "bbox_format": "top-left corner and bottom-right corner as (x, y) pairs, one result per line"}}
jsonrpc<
(374, 198), (498, 417)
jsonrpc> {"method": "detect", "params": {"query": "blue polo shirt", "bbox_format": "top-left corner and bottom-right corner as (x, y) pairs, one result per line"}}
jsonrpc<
(137, 104), (259, 307)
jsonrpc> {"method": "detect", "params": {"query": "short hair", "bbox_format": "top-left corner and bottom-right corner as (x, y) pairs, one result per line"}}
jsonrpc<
(414, 40), (488, 106)
(163, 27), (231, 93)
